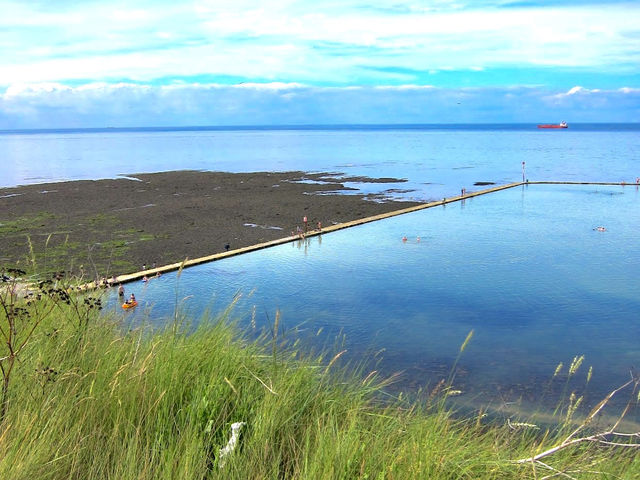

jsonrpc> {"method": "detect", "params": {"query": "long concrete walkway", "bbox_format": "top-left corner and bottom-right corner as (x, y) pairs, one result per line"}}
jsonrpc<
(101, 180), (633, 288)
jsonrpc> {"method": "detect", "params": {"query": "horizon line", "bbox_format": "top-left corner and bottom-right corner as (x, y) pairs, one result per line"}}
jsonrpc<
(2, 122), (639, 135)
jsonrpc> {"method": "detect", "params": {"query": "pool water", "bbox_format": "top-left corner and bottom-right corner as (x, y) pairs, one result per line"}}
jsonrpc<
(108, 184), (640, 417)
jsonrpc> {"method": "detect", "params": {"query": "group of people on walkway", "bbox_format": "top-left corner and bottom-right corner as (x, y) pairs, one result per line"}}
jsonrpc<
(293, 216), (322, 239)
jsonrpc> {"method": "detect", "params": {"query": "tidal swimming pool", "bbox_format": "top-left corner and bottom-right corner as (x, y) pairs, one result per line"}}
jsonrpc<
(108, 184), (640, 417)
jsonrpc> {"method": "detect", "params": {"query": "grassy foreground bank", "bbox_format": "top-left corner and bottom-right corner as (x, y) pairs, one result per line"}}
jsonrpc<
(1, 279), (639, 479)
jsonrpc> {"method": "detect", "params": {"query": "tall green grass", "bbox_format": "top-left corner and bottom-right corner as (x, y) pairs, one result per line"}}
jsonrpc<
(1, 280), (639, 479)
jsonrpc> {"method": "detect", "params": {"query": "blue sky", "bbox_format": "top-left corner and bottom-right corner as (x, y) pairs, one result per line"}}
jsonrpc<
(1, 0), (638, 127)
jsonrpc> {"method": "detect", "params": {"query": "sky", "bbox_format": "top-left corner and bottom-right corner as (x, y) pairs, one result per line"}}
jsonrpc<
(0, 0), (639, 128)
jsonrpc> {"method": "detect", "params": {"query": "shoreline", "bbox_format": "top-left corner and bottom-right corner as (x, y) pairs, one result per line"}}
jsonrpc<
(0, 170), (422, 278)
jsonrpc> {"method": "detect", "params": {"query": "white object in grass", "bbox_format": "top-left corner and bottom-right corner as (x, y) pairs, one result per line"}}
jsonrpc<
(218, 422), (246, 468)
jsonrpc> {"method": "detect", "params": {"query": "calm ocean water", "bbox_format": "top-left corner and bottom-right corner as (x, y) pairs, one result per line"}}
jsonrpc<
(4, 124), (640, 418)
(2, 124), (639, 201)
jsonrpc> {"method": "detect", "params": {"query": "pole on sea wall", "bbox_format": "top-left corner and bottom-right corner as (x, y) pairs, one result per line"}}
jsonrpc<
(522, 161), (526, 182)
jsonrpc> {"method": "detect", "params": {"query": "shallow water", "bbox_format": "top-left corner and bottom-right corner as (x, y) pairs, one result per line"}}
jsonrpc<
(107, 183), (640, 415)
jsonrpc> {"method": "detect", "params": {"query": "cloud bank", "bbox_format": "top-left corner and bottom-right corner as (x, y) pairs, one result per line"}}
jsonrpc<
(1, 83), (638, 129)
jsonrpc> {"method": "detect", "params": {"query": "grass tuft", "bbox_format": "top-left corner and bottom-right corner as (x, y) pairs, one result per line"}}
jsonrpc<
(1, 278), (639, 478)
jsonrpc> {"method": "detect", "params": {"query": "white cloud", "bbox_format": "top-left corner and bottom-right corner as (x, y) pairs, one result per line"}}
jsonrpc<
(230, 82), (306, 90)
(374, 85), (435, 90)
(0, 1), (638, 86)
(552, 86), (603, 99)
(4, 82), (71, 97)
(567, 86), (587, 96)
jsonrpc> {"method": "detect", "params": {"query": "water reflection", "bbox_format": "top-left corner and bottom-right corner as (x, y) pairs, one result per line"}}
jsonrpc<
(107, 184), (640, 419)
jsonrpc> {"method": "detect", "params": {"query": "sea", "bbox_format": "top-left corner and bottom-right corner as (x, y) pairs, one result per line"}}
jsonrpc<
(2, 123), (640, 421)
(2, 123), (639, 199)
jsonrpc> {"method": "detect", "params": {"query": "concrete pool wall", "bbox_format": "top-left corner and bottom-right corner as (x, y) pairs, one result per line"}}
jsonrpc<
(101, 180), (633, 288)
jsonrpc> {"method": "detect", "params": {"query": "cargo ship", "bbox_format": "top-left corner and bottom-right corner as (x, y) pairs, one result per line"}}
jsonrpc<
(537, 121), (568, 129)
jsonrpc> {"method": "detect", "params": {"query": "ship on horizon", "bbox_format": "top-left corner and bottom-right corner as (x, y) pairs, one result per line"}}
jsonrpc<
(537, 121), (568, 129)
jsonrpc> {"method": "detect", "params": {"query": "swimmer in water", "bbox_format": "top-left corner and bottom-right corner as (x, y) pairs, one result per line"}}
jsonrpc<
(594, 226), (606, 232)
